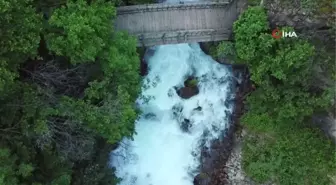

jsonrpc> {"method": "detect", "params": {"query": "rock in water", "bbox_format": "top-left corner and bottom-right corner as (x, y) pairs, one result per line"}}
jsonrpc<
(193, 106), (202, 111)
(176, 77), (199, 99)
(140, 58), (148, 76)
(180, 118), (192, 132)
(194, 173), (211, 185)
(177, 86), (199, 99)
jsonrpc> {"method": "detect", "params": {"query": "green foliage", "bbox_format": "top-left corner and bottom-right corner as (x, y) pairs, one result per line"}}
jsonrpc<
(18, 163), (34, 178)
(0, 0), (42, 92)
(216, 41), (236, 59)
(50, 88), (138, 144)
(218, 6), (336, 184)
(300, 0), (319, 11)
(0, 148), (20, 185)
(0, 60), (17, 92)
(51, 174), (71, 185)
(0, 0), (141, 185)
(99, 31), (141, 99)
(0, 0), (42, 60)
(233, 6), (271, 62)
(186, 78), (198, 87)
(46, 0), (116, 64)
(316, 46), (336, 79)
(232, 7), (317, 86)
(243, 129), (336, 185)
(71, 140), (121, 185)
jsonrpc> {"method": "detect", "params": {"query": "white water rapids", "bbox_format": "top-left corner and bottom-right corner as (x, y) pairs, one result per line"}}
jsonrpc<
(110, 42), (235, 185)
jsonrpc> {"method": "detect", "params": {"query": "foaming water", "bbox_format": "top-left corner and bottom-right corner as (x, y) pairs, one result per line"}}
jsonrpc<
(110, 43), (234, 185)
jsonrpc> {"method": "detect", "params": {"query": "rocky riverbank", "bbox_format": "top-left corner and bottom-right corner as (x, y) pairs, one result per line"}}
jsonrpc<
(193, 57), (255, 185)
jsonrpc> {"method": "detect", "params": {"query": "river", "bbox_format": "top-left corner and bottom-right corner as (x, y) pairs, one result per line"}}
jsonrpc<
(110, 4), (235, 184)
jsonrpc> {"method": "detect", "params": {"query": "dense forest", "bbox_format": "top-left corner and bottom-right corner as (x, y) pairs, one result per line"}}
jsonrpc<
(0, 0), (144, 184)
(215, 5), (336, 185)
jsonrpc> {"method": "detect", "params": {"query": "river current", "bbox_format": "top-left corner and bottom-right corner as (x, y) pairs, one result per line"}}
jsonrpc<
(110, 3), (234, 184)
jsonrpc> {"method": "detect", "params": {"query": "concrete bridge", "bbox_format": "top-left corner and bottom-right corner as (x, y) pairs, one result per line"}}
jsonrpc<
(115, 0), (238, 46)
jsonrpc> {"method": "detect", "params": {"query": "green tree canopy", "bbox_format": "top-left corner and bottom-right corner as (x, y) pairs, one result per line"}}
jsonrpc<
(0, 0), (141, 184)
(217, 6), (336, 185)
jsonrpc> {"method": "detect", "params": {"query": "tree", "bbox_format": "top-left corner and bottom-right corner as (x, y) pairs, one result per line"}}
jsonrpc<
(217, 6), (336, 184)
(0, 0), (42, 91)
(46, 0), (116, 64)
(0, 0), (141, 184)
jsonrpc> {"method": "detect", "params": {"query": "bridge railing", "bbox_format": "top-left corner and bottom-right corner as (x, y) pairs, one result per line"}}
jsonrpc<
(136, 28), (232, 46)
(116, 1), (233, 15)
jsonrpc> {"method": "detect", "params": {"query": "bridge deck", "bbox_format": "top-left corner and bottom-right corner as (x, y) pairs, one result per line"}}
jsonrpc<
(115, 1), (237, 46)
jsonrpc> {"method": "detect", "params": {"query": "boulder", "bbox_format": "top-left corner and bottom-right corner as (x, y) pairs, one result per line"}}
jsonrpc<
(176, 77), (199, 99)
(194, 173), (211, 185)
(140, 58), (148, 76)
(180, 118), (192, 132)
(176, 86), (199, 99)
(193, 106), (202, 111)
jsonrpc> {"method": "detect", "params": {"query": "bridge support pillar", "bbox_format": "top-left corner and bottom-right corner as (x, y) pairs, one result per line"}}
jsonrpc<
(211, 31), (215, 41)
(177, 32), (181, 43)
(161, 33), (166, 44)
(183, 32), (188, 41)
(139, 34), (145, 47)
